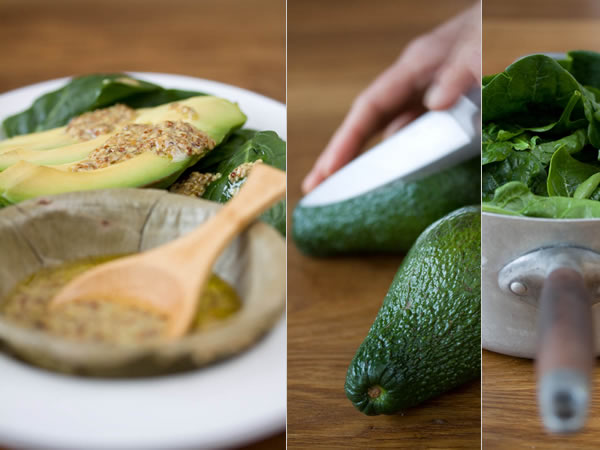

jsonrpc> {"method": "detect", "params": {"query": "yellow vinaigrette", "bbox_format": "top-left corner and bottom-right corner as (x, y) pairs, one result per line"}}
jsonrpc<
(0, 255), (241, 345)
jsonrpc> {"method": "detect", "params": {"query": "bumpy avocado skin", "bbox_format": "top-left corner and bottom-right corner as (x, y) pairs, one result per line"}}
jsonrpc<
(345, 206), (481, 415)
(292, 158), (480, 256)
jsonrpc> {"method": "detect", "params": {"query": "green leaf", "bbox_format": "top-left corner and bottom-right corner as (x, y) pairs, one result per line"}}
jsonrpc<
(482, 140), (513, 165)
(194, 129), (287, 235)
(2, 74), (205, 137)
(567, 50), (600, 90)
(574, 173), (600, 199)
(482, 51), (600, 218)
(482, 150), (546, 200)
(483, 181), (600, 218)
(531, 128), (587, 164)
(122, 88), (206, 108)
(482, 55), (585, 126)
(547, 146), (600, 196)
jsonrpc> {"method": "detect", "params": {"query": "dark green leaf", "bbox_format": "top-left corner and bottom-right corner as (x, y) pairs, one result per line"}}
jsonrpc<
(482, 51), (600, 218)
(482, 150), (546, 200)
(2, 74), (205, 137)
(574, 173), (600, 199)
(194, 129), (286, 235)
(122, 88), (206, 108)
(482, 55), (585, 126)
(547, 146), (600, 196)
(531, 128), (587, 164)
(567, 50), (600, 90)
(483, 181), (600, 218)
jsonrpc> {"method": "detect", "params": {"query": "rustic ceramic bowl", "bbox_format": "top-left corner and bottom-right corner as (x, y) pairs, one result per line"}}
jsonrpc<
(0, 189), (285, 376)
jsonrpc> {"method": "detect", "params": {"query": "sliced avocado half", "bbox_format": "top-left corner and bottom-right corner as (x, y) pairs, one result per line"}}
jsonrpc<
(0, 96), (246, 205)
(0, 96), (244, 170)
(0, 154), (191, 205)
(0, 127), (78, 154)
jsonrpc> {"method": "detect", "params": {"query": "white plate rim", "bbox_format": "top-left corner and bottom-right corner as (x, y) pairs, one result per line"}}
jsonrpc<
(0, 73), (286, 450)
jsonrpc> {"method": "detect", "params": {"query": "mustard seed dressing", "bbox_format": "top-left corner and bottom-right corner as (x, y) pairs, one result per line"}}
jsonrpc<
(170, 171), (222, 197)
(1, 256), (241, 345)
(65, 104), (137, 141)
(73, 120), (215, 172)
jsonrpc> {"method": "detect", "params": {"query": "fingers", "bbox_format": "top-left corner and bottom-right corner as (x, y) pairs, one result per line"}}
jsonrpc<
(301, 66), (419, 194)
(424, 26), (481, 110)
(302, 103), (426, 194)
(302, 40), (447, 194)
(302, 1), (482, 194)
(302, 163), (327, 194)
(382, 107), (426, 139)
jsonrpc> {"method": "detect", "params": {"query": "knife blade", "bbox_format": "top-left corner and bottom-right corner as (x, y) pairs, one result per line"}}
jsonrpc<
(300, 92), (480, 207)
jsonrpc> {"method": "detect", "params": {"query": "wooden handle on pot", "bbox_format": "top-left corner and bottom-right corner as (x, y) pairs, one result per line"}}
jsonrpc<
(536, 267), (594, 433)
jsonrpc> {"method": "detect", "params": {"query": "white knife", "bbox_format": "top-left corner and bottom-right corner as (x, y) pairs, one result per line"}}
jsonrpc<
(300, 90), (481, 207)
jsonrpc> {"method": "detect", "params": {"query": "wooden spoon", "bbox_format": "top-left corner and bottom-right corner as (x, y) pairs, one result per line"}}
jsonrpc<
(50, 163), (286, 339)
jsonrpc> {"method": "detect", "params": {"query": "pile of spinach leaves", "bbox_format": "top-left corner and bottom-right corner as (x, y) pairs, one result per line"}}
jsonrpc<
(1, 74), (287, 234)
(482, 51), (600, 218)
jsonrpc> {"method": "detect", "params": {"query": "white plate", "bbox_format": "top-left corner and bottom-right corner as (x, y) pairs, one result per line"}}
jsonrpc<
(0, 73), (286, 449)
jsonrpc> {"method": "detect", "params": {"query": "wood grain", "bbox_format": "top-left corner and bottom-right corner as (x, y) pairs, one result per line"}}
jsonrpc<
(483, 0), (600, 448)
(483, 0), (600, 75)
(0, 1), (284, 448)
(483, 350), (600, 449)
(287, 1), (480, 448)
(0, 0), (285, 102)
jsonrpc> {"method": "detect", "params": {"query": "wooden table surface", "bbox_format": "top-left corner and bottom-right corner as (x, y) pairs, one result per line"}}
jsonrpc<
(287, 1), (480, 448)
(0, 1), (284, 449)
(482, 0), (600, 448)
(483, 351), (600, 449)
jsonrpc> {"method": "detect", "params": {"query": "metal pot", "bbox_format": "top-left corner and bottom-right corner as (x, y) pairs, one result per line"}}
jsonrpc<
(482, 211), (600, 432)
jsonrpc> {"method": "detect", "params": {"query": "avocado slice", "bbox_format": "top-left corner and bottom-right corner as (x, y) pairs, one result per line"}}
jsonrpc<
(0, 97), (246, 205)
(0, 154), (190, 205)
(0, 96), (244, 171)
(292, 158), (480, 255)
(0, 140), (103, 170)
(0, 103), (141, 155)
(345, 206), (481, 415)
(0, 127), (78, 154)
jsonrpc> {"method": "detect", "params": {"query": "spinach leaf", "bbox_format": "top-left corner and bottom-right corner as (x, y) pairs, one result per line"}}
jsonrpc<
(546, 146), (600, 196)
(581, 88), (600, 148)
(574, 173), (600, 199)
(482, 55), (585, 126)
(123, 88), (206, 109)
(482, 150), (546, 200)
(482, 74), (497, 86)
(531, 128), (587, 164)
(2, 74), (205, 137)
(483, 124), (542, 164)
(566, 50), (600, 90)
(482, 140), (513, 165)
(193, 129), (286, 235)
(482, 123), (513, 165)
(483, 181), (600, 218)
(482, 51), (600, 218)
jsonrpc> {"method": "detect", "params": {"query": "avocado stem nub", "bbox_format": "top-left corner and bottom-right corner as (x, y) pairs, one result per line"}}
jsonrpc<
(368, 385), (382, 399)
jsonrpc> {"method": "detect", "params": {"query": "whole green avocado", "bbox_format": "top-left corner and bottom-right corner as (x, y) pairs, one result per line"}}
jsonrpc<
(345, 205), (481, 415)
(292, 158), (480, 256)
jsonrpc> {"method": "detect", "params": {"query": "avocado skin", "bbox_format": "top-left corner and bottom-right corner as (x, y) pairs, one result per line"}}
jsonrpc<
(345, 206), (481, 415)
(292, 158), (480, 256)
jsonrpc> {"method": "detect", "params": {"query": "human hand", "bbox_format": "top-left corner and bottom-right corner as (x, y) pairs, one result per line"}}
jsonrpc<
(302, 2), (481, 194)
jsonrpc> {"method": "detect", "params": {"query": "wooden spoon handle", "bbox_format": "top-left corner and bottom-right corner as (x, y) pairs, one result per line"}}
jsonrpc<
(165, 163), (286, 268)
